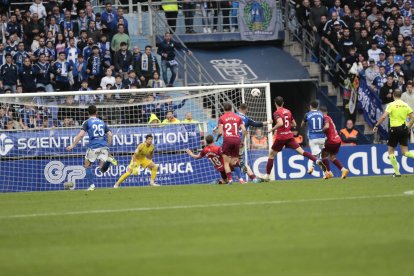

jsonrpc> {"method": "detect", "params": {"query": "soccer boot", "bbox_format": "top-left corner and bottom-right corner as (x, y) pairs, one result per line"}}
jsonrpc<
(341, 168), (349, 179)
(260, 174), (270, 182)
(252, 178), (262, 183)
(150, 181), (160, 187)
(393, 173), (402, 178)
(316, 159), (327, 172)
(307, 166), (314, 175)
(87, 184), (95, 191)
(239, 178), (247, 184)
(108, 156), (117, 166)
(113, 184), (120, 189)
(323, 171), (334, 180)
(216, 179), (228, 185)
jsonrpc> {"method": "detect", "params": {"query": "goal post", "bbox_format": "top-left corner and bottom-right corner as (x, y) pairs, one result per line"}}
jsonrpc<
(0, 83), (272, 192)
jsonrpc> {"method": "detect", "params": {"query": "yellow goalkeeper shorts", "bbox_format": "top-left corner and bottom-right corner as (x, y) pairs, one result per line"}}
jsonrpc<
(128, 158), (152, 175)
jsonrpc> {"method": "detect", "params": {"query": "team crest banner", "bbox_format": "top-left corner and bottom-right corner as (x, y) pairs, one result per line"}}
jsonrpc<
(238, 0), (280, 41)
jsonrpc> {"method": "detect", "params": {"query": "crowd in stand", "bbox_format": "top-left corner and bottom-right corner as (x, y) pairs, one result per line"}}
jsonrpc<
(292, 0), (414, 121)
(0, 0), (194, 130)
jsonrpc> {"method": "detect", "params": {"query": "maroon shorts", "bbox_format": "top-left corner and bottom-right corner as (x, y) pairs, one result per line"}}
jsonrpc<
(324, 142), (341, 155)
(271, 138), (300, 152)
(222, 137), (241, 157)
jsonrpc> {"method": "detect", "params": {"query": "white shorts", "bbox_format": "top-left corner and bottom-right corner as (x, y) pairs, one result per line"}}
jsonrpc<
(85, 147), (109, 163)
(309, 138), (326, 156)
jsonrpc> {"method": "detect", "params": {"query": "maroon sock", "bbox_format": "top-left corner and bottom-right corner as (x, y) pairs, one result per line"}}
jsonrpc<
(220, 171), (227, 180)
(322, 158), (331, 171)
(303, 151), (317, 162)
(226, 172), (232, 181)
(248, 174), (256, 180)
(332, 159), (343, 170)
(266, 158), (274, 174)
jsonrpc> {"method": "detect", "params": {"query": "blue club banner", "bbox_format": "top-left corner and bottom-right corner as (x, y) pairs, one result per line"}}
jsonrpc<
(357, 78), (388, 139)
(1, 144), (413, 192)
(238, 0), (281, 41)
(0, 124), (200, 158)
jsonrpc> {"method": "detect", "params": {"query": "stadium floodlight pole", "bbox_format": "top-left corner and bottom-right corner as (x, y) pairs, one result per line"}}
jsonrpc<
(264, 83), (275, 180)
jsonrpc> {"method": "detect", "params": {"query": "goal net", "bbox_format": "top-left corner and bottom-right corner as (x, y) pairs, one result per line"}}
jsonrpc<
(0, 83), (271, 192)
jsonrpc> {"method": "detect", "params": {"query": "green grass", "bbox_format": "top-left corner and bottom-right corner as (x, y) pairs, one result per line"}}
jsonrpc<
(1, 176), (414, 276)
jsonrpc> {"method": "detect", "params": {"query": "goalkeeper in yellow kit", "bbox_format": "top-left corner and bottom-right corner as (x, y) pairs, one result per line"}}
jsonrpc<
(114, 134), (160, 188)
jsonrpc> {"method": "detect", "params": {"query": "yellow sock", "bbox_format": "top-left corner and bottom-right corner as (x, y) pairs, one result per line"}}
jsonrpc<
(404, 151), (414, 159)
(389, 154), (400, 175)
(116, 171), (131, 186)
(151, 165), (158, 182)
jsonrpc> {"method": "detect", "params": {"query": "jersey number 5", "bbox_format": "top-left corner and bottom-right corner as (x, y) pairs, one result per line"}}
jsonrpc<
(284, 116), (290, 128)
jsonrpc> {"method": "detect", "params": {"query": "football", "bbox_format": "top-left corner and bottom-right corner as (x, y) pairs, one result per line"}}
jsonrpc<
(250, 88), (261, 97)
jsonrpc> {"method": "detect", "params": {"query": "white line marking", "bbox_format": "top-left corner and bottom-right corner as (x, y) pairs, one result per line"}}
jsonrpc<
(0, 193), (411, 220)
(404, 190), (414, 195)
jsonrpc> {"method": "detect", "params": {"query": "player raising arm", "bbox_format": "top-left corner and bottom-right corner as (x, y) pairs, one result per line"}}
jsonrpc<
(216, 102), (247, 184)
(320, 106), (349, 179)
(373, 89), (414, 177)
(114, 134), (159, 188)
(66, 105), (117, 191)
(236, 103), (271, 183)
(186, 134), (231, 184)
(261, 96), (326, 181)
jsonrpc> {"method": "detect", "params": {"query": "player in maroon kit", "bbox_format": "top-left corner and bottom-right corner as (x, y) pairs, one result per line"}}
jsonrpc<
(261, 96), (326, 181)
(186, 135), (231, 184)
(320, 106), (349, 179)
(216, 102), (247, 183)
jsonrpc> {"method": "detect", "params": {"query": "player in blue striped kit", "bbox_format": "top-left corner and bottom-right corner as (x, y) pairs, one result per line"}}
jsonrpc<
(301, 101), (326, 175)
(236, 103), (272, 183)
(66, 105), (117, 191)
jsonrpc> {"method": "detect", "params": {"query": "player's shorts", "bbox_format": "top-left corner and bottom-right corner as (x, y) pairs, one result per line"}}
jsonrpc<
(222, 137), (241, 158)
(309, 138), (326, 155)
(271, 138), (300, 152)
(128, 158), (153, 175)
(85, 147), (109, 163)
(388, 124), (410, 148)
(324, 142), (341, 155)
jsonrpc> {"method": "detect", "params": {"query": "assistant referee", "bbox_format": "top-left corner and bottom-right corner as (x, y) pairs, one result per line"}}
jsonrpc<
(373, 89), (414, 177)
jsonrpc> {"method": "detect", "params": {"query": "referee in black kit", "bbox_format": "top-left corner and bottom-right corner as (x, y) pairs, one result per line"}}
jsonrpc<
(374, 89), (414, 177)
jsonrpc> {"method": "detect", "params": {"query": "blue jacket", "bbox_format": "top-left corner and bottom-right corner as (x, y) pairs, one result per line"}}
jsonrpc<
(101, 10), (117, 30)
(53, 60), (72, 82)
(33, 61), (52, 85)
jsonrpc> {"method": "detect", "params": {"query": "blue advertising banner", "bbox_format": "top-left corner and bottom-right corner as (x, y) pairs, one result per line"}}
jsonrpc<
(357, 78), (388, 139)
(249, 145), (414, 180)
(1, 144), (413, 192)
(0, 124), (200, 158)
(0, 154), (219, 192)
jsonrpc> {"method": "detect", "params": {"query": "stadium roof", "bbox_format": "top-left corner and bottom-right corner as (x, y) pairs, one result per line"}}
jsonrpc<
(187, 45), (312, 85)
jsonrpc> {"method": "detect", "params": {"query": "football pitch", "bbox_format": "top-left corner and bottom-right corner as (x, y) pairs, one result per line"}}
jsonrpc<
(1, 176), (414, 276)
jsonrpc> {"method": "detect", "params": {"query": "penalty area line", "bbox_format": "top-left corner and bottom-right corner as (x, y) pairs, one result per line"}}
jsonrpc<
(0, 193), (411, 219)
